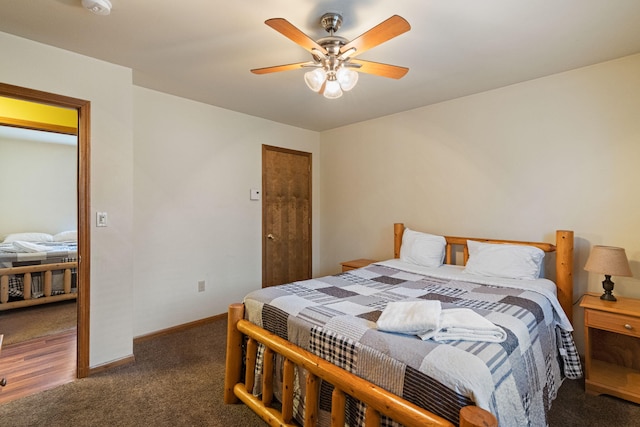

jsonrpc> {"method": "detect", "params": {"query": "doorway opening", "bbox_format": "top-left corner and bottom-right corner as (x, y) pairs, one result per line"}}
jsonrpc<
(0, 82), (91, 382)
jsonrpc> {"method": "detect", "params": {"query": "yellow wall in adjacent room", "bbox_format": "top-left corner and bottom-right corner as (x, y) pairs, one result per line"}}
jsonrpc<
(0, 96), (77, 129)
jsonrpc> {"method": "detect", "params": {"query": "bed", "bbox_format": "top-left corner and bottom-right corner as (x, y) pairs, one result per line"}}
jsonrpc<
(0, 231), (78, 311)
(224, 223), (581, 426)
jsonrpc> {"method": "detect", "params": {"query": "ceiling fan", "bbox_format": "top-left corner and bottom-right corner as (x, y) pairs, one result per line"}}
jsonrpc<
(251, 13), (411, 99)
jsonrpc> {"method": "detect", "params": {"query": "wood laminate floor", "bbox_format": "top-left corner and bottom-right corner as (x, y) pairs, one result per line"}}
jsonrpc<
(0, 330), (76, 404)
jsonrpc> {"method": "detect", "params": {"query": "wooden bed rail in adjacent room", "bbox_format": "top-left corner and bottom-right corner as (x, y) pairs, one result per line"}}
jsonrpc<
(0, 261), (77, 310)
(393, 223), (574, 324)
(224, 303), (497, 427)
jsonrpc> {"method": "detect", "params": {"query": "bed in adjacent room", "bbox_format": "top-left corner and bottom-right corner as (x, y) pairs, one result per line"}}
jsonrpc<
(0, 231), (78, 311)
(224, 223), (581, 427)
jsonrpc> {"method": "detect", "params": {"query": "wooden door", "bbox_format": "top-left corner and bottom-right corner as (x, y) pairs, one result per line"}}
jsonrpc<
(262, 145), (312, 287)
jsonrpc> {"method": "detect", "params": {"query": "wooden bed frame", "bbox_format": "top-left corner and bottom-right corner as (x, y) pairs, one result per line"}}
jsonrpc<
(0, 261), (77, 311)
(224, 223), (574, 427)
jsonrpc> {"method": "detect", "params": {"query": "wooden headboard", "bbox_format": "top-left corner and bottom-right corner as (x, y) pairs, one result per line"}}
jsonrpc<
(393, 223), (574, 324)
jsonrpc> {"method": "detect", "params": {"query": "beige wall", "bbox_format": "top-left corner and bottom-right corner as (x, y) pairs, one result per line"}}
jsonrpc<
(132, 87), (320, 336)
(319, 54), (640, 352)
(0, 31), (134, 367)
(0, 136), (76, 237)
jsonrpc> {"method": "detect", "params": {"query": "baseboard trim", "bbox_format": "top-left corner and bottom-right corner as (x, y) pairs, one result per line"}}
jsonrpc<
(89, 354), (136, 375)
(133, 312), (227, 344)
(88, 313), (226, 375)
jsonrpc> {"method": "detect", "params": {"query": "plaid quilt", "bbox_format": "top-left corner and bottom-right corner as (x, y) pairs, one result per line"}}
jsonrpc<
(244, 262), (582, 427)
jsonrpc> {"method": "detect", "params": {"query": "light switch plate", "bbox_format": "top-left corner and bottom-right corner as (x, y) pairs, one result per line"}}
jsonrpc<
(250, 188), (261, 201)
(96, 212), (108, 227)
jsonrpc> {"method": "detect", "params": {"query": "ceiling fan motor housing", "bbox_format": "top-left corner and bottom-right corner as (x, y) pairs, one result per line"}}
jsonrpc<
(314, 37), (351, 77)
(317, 36), (347, 55)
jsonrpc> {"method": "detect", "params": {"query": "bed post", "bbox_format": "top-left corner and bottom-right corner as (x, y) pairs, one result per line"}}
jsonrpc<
(224, 303), (245, 404)
(394, 223), (404, 258)
(555, 230), (574, 325)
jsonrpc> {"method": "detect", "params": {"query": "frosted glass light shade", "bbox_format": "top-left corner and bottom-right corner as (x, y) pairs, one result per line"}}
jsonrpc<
(323, 79), (343, 99)
(337, 68), (358, 91)
(304, 69), (326, 92)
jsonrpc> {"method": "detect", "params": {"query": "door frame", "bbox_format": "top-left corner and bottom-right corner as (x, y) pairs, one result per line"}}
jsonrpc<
(0, 82), (91, 378)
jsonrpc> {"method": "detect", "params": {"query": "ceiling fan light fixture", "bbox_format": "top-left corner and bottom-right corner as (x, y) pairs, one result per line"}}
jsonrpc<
(253, 13), (410, 100)
(304, 68), (326, 92)
(323, 78), (343, 99)
(336, 68), (358, 91)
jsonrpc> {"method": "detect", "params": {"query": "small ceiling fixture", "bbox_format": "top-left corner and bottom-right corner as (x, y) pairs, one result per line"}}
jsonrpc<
(252, 13), (410, 99)
(82, 0), (112, 16)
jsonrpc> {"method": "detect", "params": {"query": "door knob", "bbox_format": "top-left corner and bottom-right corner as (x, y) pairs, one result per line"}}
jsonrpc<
(267, 234), (275, 240)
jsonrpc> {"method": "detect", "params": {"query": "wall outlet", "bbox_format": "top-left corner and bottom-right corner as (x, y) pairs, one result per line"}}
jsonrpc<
(198, 280), (205, 292)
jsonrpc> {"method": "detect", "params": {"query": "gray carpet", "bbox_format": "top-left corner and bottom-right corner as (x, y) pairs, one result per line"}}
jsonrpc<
(0, 318), (638, 426)
(548, 375), (640, 426)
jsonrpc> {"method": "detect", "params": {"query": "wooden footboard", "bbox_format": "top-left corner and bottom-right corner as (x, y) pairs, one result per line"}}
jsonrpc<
(0, 261), (77, 311)
(224, 303), (497, 427)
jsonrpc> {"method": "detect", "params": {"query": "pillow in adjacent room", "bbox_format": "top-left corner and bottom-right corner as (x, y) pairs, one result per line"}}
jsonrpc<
(463, 240), (545, 280)
(3, 232), (53, 243)
(53, 230), (78, 242)
(400, 228), (446, 267)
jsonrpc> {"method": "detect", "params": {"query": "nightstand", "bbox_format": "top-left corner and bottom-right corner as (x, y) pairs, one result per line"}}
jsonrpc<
(580, 293), (640, 403)
(340, 259), (377, 272)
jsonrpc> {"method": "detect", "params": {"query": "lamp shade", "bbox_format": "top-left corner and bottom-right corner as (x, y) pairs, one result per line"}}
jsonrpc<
(304, 69), (326, 92)
(323, 79), (343, 99)
(336, 68), (358, 91)
(584, 245), (632, 277)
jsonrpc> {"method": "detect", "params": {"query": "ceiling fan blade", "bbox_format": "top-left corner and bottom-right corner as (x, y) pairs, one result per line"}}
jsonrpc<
(251, 62), (314, 74)
(265, 18), (328, 55)
(340, 15), (410, 58)
(349, 59), (409, 79)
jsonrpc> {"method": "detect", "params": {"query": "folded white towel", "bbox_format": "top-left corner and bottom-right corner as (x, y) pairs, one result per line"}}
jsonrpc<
(12, 240), (51, 253)
(426, 308), (507, 343)
(377, 300), (442, 336)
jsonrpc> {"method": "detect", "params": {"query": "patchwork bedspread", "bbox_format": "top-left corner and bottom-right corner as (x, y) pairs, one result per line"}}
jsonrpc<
(244, 262), (582, 427)
(0, 241), (77, 298)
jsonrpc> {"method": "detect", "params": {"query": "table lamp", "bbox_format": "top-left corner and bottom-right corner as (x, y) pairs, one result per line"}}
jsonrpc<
(584, 245), (632, 301)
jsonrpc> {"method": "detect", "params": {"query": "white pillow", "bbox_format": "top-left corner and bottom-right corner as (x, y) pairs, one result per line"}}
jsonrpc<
(3, 232), (53, 243)
(400, 228), (446, 267)
(463, 240), (545, 280)
(53, 230), (78, 242)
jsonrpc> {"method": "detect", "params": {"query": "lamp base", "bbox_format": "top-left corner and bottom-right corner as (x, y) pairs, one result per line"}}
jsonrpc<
(600, 292), (617, 302)
(600, 274), (617, 302)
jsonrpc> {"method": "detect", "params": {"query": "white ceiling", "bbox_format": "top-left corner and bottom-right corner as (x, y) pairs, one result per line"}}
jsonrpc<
(1, 0), (640, 132)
